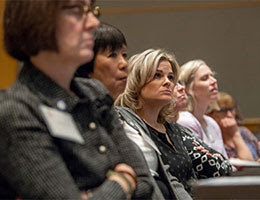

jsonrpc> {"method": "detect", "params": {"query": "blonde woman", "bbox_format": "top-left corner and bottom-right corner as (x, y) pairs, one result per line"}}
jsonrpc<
(177, 60), (228, 158)
(115, 49), (231, 199)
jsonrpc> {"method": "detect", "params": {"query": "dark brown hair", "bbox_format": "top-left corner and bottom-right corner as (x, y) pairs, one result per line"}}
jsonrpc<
(3, 0), (64, 61)
(76, 22), (127, 77)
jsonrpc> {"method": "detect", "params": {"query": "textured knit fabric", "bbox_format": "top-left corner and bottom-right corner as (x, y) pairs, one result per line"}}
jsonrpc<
(177, 111), (228, 158)
(0, 62), (153, 199)
(225, 126), (260, 161)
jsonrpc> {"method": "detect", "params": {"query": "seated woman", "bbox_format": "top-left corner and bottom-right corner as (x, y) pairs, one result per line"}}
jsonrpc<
(171, 82), (187, 122)
(177, 60), (228, 158)
(76, 23), (169, 199)
(0, 1), (153, 199)
(114, 49), (232, 197)
(208, 92), (257, 161)
(76, 22), (128, 100)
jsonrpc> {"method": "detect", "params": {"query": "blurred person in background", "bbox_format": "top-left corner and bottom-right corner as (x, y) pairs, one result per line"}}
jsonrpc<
(177, 60), (228, 158)
(76, 22), (128, 100)
(208, 92), (257, 161)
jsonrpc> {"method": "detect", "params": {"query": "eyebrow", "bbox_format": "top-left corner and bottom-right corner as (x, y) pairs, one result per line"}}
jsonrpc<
(156, 69), (174, 75)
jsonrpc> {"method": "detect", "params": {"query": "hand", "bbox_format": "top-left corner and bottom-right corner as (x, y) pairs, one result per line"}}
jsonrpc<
(107, 163), (137, 197)
(219, 116), (239, 136)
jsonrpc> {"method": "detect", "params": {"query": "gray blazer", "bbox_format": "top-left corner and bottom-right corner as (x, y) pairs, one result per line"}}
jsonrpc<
(0, 62), (153, 199)
(115, 106), (193, 200)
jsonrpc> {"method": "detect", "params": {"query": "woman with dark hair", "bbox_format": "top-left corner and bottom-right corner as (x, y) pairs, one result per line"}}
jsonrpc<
(0, 0), (153, 199)
(76, 22), (128, 99)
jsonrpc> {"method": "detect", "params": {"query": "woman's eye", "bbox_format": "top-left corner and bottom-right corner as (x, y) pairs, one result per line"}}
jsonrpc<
(178, 80), (184, 85)
(63, 5), (81, 12)
(201, 75), (209, 81)
(122, 53), (128, 58)
(154, 72), (162, 79)
(108, 52), (117, 58)
(168, 75), (175, 82)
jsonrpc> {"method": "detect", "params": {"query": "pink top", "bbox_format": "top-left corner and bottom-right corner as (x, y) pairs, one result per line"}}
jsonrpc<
(177, 111), (228, 159)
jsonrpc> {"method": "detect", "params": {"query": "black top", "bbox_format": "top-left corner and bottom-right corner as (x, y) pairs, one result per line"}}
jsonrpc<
(147, 123), (195, 192)
(146, 122), (232, 193)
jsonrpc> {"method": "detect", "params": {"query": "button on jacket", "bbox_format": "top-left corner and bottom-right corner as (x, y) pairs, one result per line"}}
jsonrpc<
(0, 62), (153, 199)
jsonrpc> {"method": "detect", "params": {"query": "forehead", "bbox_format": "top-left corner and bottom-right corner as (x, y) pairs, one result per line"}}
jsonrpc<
(218, 99), (235, 108)
(195, 64), (212, 76)
(157, 60), (173, 72)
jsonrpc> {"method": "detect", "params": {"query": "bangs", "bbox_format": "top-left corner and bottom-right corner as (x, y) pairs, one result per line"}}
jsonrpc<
(94, 24), (127, 53)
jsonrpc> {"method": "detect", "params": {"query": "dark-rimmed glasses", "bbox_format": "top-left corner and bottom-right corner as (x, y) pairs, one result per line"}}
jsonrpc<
(62, 4), (101, 19)
(218, 107), (236, 114)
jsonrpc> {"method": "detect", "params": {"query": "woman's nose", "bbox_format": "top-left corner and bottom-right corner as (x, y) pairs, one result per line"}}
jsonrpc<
(210, 76), (217, 84)
(226, 110), (233, 117)
(177, 84), (185, 92)
(84, 12), (100, 30)
(118, 56), (128, 71)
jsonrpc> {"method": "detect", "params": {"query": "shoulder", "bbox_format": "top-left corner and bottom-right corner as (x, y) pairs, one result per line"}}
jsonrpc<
(75, 77), (110, 100)
(0, 83), (41, 118)
(178, 111), (196, 124)
(115, 106), (146, 131)
(239, 126), (258, 141)
(204, 115), (221, 131)
(168, 122), (193, 137)
(177, 111), (202, 132)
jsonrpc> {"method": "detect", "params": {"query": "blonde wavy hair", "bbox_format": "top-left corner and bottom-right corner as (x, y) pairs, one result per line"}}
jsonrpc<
(179, 59), (218, 113)
(114, 48), (179, 123)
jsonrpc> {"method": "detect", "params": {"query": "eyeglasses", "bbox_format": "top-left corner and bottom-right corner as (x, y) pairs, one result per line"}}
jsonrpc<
(62, 4), (101, 19)
(218, 107), (236, 114)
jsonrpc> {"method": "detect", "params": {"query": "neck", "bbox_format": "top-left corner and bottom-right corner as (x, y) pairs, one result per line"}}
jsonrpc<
(193, 100), (209, 120)
(30, 51), (80, 93)
(193, 101), (209, 128)
(136, 102), (165, 132)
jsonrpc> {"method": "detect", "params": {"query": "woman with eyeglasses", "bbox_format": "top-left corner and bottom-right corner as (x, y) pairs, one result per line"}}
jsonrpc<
(208, 92), (257, 161)
(177, 60), (229, 159)
(0, 0), (153, 199)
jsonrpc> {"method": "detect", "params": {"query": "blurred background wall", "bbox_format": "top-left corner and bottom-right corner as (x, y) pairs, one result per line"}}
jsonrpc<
(0, 1), (260, 117)
(99, 1), (260, 118)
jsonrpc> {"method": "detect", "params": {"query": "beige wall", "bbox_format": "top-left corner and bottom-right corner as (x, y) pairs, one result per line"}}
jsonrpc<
(99, 2), (260, 118)
(0, 1), (259, 117)
(0, 0), (17, 89)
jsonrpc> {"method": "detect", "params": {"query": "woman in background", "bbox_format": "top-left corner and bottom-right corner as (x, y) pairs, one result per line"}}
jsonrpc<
(208, 92), (256, 161)
(171, 82), (187, 122)
(0, 0), (153, 199)
(76, 22), (128, 100)
(115, 49), (231, 198)
(177, 60), (228, 158)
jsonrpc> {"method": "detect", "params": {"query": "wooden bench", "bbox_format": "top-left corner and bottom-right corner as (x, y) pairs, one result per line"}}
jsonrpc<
(242, 118), (260, 135)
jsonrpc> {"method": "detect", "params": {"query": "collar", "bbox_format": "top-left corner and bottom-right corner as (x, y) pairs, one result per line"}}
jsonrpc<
(17, 62), (83, 112)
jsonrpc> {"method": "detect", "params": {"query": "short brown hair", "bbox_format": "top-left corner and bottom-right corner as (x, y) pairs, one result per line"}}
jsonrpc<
(4, 0), (64, 61)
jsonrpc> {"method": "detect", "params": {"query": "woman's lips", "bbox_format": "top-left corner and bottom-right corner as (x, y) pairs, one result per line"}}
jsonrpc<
(161, 90), (172, 95)
(211, 88), (218, 93)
